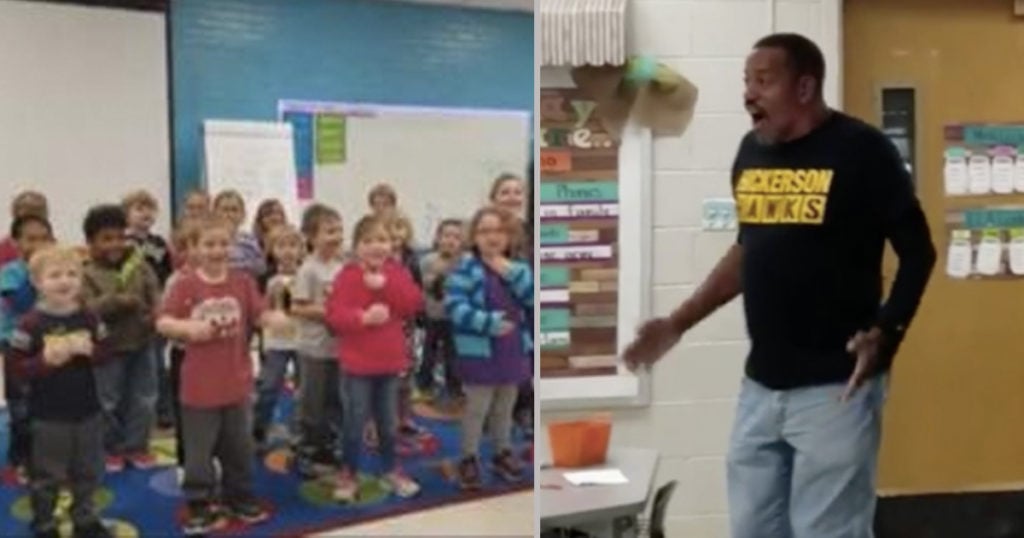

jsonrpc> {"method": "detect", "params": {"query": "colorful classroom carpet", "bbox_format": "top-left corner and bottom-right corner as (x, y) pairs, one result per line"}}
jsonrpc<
(0, 398), (534, 537)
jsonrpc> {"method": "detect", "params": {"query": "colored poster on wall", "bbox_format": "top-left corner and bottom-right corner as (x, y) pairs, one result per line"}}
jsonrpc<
(943, 124), (1024, 196)
(944, 206), (1024, 279)
(282, 111), (315, 199)
(315, 113), (347, 165)
(539, 89), (619, 379)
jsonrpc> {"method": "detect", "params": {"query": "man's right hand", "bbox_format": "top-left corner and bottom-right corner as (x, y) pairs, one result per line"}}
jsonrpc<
(622, 317), (684, 371)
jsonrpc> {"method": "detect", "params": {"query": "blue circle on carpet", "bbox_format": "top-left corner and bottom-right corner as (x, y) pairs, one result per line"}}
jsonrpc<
(148, 467), (183, 497)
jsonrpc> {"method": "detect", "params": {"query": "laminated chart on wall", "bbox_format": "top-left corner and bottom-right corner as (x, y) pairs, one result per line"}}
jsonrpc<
(943, 124), (1024, 196)
(944, 206), (1024, 279)
(942, 123), (1024, 280)
(539, 89), (619, 378)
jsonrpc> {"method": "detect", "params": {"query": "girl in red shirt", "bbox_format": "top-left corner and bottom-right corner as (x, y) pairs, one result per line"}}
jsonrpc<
(325, 215), (423, 503)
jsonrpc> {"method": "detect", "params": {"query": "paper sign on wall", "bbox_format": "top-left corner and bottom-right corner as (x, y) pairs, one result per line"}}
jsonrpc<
(946, 124), (1024, 197)
(944, 148), (968, 196)
(968, 154), (992, 194)
(944, 207), (1024, 280)
(991, 146), (1016, 194)
(975, 229), (1003, 275)
(1009, 229), (1024, 275)
(946, 229), (973, 279)
(315, 113), (347, 165)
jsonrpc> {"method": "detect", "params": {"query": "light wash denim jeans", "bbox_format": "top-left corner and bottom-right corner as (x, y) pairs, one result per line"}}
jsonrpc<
(727, 375), (887, 538)
(340, 374), (400, 474)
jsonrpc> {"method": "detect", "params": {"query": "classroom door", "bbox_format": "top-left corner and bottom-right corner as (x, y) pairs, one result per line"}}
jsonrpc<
(844, 0), (1024, 494)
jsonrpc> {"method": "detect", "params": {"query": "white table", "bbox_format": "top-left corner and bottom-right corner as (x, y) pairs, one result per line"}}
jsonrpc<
(539, 447), (660, 534)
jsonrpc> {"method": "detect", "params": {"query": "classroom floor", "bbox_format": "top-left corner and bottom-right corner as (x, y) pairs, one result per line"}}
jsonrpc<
(313, 490), (534, 536)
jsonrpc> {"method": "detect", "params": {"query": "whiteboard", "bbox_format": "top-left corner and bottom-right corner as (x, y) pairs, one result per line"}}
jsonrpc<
(0, 1), (169, 242)
(202, 120), (299, 229)
(279, 101), (531, 246)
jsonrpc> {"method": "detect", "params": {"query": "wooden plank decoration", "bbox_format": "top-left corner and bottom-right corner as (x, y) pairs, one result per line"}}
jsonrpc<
(539, 89), (620, 378)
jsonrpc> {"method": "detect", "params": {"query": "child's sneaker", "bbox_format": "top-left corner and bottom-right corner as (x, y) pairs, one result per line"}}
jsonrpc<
(104, 456), (125, 473)
(126, 452), (158, 470)
(458, 455), (483, 490)
(3, 465), (28, 486)
(491, 449), (524, 483)
(72, 519), (112, 538)
(182, 501), (226, 536)
(384, 470), (421, 498)
(227, 498), (270, 525)
(332, 469), (359, 503)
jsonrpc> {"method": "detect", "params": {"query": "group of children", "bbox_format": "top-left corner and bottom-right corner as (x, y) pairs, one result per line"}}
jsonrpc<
(0, 173), (534, 538)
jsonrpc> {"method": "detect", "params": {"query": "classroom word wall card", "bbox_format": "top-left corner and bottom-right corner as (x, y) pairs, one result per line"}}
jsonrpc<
(943, 124), (1024, 279)
(539, 89), (619, 378)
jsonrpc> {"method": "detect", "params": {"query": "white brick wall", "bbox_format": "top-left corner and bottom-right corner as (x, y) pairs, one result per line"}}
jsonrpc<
(542, 1), (840, 536)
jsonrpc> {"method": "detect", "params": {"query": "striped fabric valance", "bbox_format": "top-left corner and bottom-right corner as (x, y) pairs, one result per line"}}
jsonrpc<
(540, 0), (628, 67)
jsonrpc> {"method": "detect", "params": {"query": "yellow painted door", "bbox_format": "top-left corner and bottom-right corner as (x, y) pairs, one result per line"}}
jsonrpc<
(844, 0), (1024, 494)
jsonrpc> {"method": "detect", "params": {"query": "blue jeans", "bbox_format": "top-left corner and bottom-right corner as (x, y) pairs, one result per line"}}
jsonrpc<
(94, 348), (158, 455)
(728, 375), (887, 538)
(253, 349), (298, 434)
(340, 374), (399, 474)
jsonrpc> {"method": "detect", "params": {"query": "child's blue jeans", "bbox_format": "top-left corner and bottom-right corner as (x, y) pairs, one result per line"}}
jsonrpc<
(94, 347), (158, 455)
(340, 374), (399, 473)
(728, 375), (887, 538)
(253, 349), (298, 435)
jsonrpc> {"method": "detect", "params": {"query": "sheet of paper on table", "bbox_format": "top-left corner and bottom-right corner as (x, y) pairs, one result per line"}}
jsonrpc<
(563, 469), (630, 486)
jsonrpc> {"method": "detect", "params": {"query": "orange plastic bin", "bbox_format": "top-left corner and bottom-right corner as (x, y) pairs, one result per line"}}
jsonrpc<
(547, 415), (611, 468)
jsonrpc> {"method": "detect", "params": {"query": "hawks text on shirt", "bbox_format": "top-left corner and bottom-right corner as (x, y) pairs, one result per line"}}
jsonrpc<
(734, 168), (833, 225)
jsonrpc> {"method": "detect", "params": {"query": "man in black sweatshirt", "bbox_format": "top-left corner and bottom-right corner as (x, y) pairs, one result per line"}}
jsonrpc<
(624, 34), (936, 538)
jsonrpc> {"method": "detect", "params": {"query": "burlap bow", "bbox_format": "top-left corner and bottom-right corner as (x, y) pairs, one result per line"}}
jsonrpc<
(571, 56), (698, 140)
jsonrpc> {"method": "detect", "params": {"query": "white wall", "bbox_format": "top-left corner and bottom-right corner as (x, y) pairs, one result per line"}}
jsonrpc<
(0, 1), (170, 243)
(541, 1), (841, 536)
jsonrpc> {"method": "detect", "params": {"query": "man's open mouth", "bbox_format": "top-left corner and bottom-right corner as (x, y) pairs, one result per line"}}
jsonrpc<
(750, 110), (767, 127)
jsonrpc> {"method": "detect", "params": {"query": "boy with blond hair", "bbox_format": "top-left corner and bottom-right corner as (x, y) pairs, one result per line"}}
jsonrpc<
(8, 246), (112, 538)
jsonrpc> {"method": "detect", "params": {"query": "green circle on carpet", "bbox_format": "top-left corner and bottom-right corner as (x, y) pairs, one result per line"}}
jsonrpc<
(11, 488), (115, 522)
(298, 474), (390, 507)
